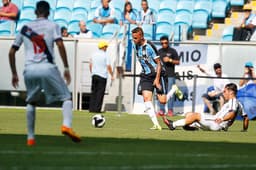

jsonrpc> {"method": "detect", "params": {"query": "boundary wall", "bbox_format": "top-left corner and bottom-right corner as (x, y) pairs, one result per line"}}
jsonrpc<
(1, 37), (256, 114)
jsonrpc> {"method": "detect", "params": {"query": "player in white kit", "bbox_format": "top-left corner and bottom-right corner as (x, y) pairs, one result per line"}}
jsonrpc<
(165, 83), (242, 131)
(8, 1), (81, 146)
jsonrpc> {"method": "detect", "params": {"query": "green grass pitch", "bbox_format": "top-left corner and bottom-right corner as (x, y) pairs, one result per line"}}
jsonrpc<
(0, 108), (256, 170)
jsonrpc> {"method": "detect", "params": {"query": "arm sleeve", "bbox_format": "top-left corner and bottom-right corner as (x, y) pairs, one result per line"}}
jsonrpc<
(12, 32), (23, 49)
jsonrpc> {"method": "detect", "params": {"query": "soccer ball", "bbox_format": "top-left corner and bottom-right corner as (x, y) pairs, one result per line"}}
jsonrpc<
(92, 114), (106, 128)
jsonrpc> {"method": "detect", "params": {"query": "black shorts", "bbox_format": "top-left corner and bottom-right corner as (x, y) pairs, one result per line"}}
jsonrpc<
(138, 73), (168, 95)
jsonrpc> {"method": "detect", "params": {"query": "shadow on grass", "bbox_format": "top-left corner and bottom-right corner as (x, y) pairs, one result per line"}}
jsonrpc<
(0, 134), (256, 169)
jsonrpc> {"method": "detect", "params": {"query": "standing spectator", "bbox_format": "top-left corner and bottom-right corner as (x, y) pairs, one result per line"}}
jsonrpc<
(233, 3), (256, 41)
(89, 41), (114, 113)
(157, 35), (181, 117)
(137, 0), (155, 25)
(0, 0), (19, 21)
(166, 83), (243, 132)
(120, 1), (137, 25)
(239, 61), (256, 87)
(197, 63), (230, 114)
(132, 26), (168, 130)
(8, 1), (81, 146)
(93, 0), (115, 25)
(61, 26), (72, 37)
(74, 20), (93, 38)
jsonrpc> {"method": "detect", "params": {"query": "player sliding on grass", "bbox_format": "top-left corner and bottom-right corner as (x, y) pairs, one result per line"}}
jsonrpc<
(8, 1), (81, 146)
(165, 83), (243, 131)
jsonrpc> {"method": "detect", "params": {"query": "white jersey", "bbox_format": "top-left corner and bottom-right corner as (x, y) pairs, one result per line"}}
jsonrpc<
(12, 18), (62, 65)
(199, 98), (242, 131)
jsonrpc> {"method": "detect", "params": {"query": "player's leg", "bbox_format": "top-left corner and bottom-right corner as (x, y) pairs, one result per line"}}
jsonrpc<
(26, 103), (36, 146)
(24, 66), (42, 146)
(42, 64), (81, 142)
(143, 90), (161, 130)
(167, 112), (201, 130)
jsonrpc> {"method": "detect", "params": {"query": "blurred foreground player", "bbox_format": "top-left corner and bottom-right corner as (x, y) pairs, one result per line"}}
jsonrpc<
(8, 1), (81, 146)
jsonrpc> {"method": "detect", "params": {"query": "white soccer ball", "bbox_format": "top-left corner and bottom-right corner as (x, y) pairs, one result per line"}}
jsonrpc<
(92, 114), (106, 128)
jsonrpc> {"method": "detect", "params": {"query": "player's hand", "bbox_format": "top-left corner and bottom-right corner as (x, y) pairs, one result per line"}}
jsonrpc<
(12, 74), (19, 89)
(64, 70), (71, 85)
(215, 118), (223, 124)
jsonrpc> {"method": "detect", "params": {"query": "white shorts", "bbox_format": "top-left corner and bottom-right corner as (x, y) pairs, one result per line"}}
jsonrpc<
(23, 63), (71, 104)
(199, 113), (226, 131)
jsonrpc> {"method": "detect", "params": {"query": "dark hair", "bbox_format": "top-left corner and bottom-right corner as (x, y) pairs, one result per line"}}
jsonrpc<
(132, 26), (144, 36)
(160, 35), (169, 41)
(213, 63), (221, 70)
(124, 1), (133, 13)
(225, 83), (237, 95)
(61, 26), (67, 33)
(35, 1), (50, 17)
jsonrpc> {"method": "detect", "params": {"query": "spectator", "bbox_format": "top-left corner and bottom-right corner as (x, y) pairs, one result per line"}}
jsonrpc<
(89, 41), (114, 113)
(157, 35), (181, 117)
(233, 3), (256, 41)
(61, 26), (72, 37)
(197, 63), (230, 114)
(8, 1), (81, 146)
(120, 1), (137, 25)
(74, 20), (93, 38)
(132, 26), (168, 130)
(137, 0), (156, 25)
(165, 83), (243, 132)
(0, 0), (19, 21)
(238, 61), (256, 132)
(239, 61), (256, 87)
(93, 0), (115, 25)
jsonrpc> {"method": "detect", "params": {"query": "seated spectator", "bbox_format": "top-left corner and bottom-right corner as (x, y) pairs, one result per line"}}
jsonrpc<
(239, 61), (256, 87)
(233, 3), (256, 41)
(197, 63), (230, 114)
(74, 20), (93, 38)
(137, 0), (156, 25)
(120, 1), (137, 25)
(0, 0), (19, 21)
(93, 0), (115, 25)
(61, 26), (72, 38)
(238, 61), (255, 131)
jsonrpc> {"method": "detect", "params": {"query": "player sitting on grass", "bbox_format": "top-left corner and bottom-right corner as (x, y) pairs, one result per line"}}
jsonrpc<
(164, 83), (243, 131)
(8, 1), (81, 146)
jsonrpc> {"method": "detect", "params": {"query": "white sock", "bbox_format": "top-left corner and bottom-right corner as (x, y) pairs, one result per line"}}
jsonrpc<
(167, 85), (176, 101)
(173, 119), (186, 128)
(26, 104), (35, 140)
(62, 100), (73, 128)
(144, 101), (159, 126)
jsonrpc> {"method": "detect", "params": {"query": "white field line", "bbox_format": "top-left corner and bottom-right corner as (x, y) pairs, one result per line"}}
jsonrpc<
(0, 150), (250, 159)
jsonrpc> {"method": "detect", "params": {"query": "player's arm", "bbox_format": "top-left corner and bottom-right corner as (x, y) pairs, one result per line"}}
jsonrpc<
(215, 111), (236, 124)
(8, 46), (19, 88)
(55, 39), (71, 85)
(153, 57), (161, 87)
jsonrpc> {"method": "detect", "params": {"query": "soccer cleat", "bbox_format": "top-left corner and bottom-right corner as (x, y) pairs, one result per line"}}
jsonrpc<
(163, 118), (175, 130)
(150, 124), (162, 130)
(61, 126), (81, 143)
(27, 139), (35, 146)
(173, 84), (183, 100)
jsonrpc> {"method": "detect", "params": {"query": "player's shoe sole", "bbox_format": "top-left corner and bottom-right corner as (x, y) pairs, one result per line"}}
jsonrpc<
(61, 126), (81, 143)
(27, 139), (35, 146)
(173, 84), (183, 100)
